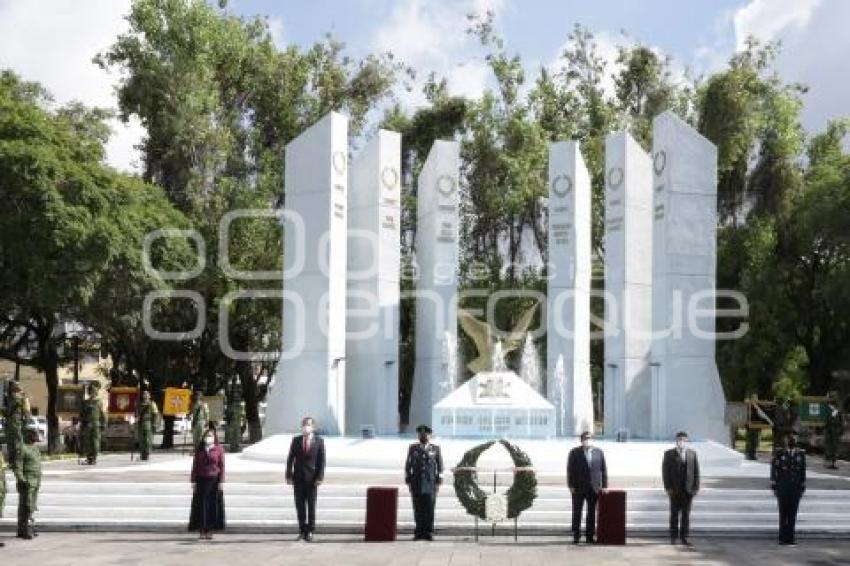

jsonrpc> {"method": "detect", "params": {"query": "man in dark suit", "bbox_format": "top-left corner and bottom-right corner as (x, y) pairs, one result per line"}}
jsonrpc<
(286, 416), (326, 541)
(662, 431), (700, 546)
(567, 431), (608, 544)
(405, 424), (443, 541)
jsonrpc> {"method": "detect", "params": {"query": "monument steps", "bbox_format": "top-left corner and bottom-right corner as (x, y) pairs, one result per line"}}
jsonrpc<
(3, 480), (850, 536)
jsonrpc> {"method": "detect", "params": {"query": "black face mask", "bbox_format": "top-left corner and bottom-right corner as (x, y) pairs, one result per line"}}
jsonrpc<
(787, 439), (797, 449)
(418, 434), (429, 444)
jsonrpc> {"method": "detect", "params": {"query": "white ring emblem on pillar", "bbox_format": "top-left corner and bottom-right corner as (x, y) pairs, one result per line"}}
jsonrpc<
(551, 174), (573, 198)
(332, 150), (347, 174)
(437, 174), (456, 196)
(653, 150), (667, 176)
(607, 167), (623, 190)
(381, 166), (399, 190)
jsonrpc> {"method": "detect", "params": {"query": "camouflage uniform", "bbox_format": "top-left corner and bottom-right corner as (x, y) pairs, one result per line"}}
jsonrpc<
(4, 388), (30, 468)
(137, 396), (160, 460)
(80, 385), (106, 464)
(771, 444), (806, 545)
(13, 432), (41, 539)
(190, 396), (210, 448)
(228, 401), (245, 453)
(824, 403), (842, 469)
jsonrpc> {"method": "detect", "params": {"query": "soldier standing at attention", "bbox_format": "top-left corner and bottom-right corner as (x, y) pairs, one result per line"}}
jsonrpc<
(137, 390), (160, 461)
(80, 382), (106, 465)
(14, 427), (41, 540)
(824, 393), (843, 470)
(772, 432), (806, 546)
(190, 391), (210, 448)
(4, 382), (30, 468)
(228, 400), (245, 453)
(662, 431), (700, 546)
(405, 424), (443, 541)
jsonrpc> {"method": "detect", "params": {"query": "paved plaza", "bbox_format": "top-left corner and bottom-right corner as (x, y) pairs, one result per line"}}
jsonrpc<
(2, 533), (850, 566)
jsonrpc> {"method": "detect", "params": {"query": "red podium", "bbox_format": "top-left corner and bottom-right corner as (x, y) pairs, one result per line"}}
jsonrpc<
(364, 487), (399, 541)
(596, 490), (626, 545)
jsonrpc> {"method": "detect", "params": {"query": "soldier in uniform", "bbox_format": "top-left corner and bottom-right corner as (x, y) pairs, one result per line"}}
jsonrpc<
(228, 401), (245, 453)
(13, 426), (41, 540)
(137, 390), (160, 461)
(771, 432), (806, 545)
(190, 390), (210, 449)
(824, 393), (843, 470)
(80, 382), (106, 465)
(405, 424), (443, 541)
(773, 398), (795, 451)
(4, 382), (30, 468)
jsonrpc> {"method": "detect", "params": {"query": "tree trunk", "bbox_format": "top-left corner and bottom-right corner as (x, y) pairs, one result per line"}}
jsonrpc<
(43, 344), (60, 454)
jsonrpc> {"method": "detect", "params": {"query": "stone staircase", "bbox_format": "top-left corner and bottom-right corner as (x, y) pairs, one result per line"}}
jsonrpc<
(3, 477), (850, 537)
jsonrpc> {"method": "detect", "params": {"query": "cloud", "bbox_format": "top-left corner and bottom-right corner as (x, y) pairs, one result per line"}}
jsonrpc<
(0, 0), (143, 172)
(732, 0), (820, 50)
(372, 0), (506, 107)
(732, 0), (849, 134)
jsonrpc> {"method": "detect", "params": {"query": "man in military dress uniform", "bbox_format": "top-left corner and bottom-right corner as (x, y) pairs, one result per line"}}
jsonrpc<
(80, 382), (107, 465)
(405, 424), (443, 541)
(14, 427), (41, 540)
(4, 382), (30, 468)
(824, 393), (843, 470)
(190, 390), (210, 448)
(773, 398), (795, 451)
(137, 390), (160, 461)
(771, 432), (806, 545)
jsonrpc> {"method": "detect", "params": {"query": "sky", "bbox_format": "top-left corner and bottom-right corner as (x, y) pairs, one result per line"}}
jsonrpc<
(0, 0), (847, 172)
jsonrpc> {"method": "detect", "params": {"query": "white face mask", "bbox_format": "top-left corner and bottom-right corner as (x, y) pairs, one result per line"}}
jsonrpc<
(204, 436), (214, 446)
(676, 440), (686, 450)
(302, 425), (314, 435)
(581, 439), (590, 448)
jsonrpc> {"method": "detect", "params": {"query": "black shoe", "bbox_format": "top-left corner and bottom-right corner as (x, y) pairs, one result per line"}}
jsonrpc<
(680, 537), (692, 547)
(670, 537), (677, 545)
(425, 534), (434, 541)
(586, 537), (596, 544)
(305, 532), (314, 542)
(573, 536), (580, 545)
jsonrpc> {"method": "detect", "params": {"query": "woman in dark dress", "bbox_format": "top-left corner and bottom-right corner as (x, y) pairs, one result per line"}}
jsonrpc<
(189, 427), (226, 540)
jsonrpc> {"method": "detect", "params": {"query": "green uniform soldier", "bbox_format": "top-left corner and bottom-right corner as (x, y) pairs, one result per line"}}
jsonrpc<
(824, 394), (843, 470)
(405, 424), (443, 541)
(4, 382), (31, 468)
(190, 391), (210, 448)
(80, 382), (107, 465)
(228, 401), (245, 453)
(771, 433), (806, 546)
(14, 427), (42, 540)
(137, 391), (160, 461)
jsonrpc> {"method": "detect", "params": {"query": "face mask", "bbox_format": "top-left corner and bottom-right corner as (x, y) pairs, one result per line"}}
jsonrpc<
(302, 425), (313, 435)
(581, 439), (590, 448)
(204, 436), (214, 446)
(788, 439), (797, 449)
(676, 440), (686, 450)
(419, 434), (429, 444)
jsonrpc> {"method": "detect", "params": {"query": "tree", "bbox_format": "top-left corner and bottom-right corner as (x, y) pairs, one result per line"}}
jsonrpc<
(0, 70), (191, 452)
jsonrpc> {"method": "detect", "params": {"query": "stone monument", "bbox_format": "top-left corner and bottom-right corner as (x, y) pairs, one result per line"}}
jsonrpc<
(650, 111), (727, 443)
(546, 141), (595, 436)
(409, 140), (460, 429)
(603, 132), (653, 439)
(345, 129), (401, 435)
(265, 112), (348, 435)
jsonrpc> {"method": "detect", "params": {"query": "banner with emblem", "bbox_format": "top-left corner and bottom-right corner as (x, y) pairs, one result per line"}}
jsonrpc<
(163, 387), (191, 416)
(56, 384), (85, 417)
(108, 387), (139, 415)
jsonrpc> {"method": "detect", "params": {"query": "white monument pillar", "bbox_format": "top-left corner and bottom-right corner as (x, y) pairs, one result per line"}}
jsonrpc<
(409, 140), (459, 429)
(346, 129), (401, 435)
(651, 111), (728, 443)
(266, 112), (348, 436)
(604, 132), (653, 439)
(547, 141), (594, 436)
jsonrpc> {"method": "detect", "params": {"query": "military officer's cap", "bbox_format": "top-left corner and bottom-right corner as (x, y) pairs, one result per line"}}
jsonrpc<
(415, 424), (432, 434)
